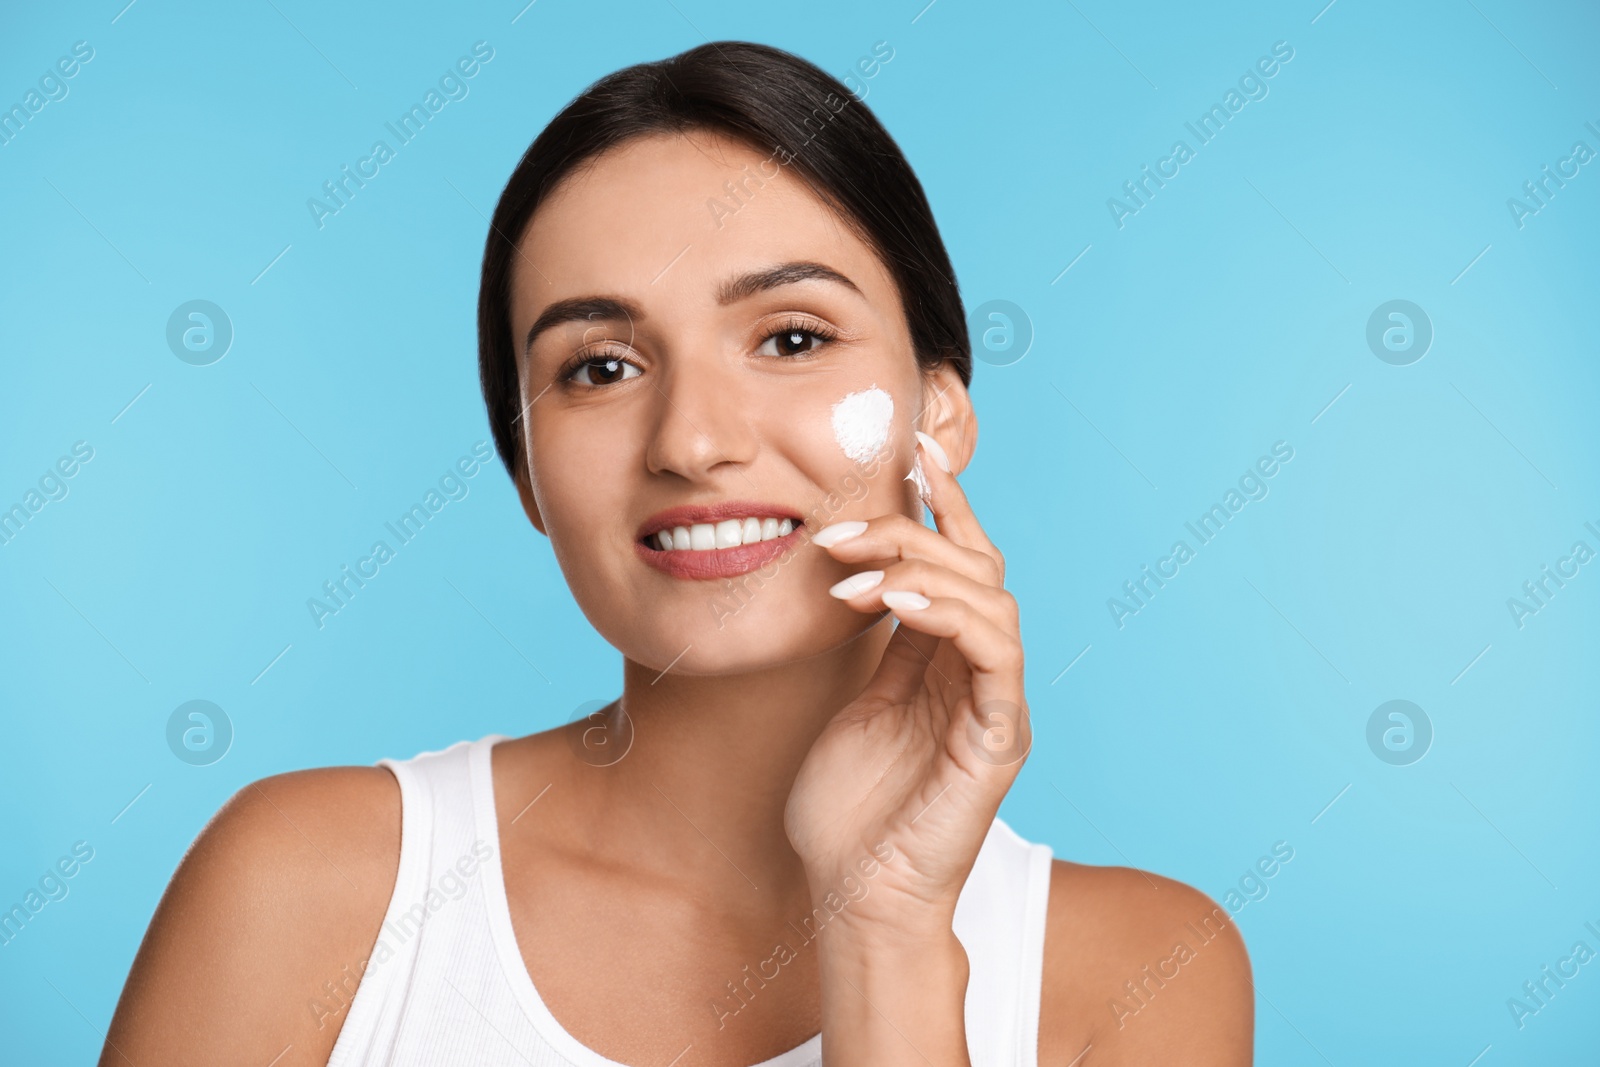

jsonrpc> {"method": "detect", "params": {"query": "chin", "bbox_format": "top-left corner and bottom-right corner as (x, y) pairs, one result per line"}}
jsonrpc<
(603, 597), (881, 677)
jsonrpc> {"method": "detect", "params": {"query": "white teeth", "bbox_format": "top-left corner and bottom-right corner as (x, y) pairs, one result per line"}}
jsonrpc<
(650, 516), (798, 552)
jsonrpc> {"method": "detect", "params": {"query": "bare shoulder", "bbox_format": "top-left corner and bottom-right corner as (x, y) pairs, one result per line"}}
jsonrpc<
(102, 765), (401, 1067)
(1036, 860), (1253, 1066)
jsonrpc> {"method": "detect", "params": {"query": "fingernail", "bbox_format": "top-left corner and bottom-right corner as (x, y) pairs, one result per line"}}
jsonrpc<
(914, 431), (951, 473)
(812, 520), (868, 547)
(829, 570), (884, 598)
(880, 590), (931, 612)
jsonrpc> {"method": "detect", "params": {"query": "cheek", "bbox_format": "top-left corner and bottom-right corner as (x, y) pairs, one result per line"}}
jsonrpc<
(529, 430), (620, 539)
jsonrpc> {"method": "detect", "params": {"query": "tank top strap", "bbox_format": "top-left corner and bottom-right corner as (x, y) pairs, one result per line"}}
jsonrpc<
(953, 815), (1055, 1067)
(384, 734), (505, 858)
(327, 734), (508, 1067)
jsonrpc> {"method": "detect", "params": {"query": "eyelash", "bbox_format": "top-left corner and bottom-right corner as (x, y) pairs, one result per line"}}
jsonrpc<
(759, 316), (839, 359)
(555, 317), (840, 388)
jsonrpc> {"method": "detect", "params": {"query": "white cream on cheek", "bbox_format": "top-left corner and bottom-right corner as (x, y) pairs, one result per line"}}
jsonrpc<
(830, 385), (894, 464)
(829, 384), (932, 514)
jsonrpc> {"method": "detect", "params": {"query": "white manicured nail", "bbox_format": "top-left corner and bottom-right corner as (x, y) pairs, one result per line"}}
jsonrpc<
(829, 571), (884, 598)
(812, 520), (868, 547)
(914, 431), (950, 473)
(880, 590), (931, 612)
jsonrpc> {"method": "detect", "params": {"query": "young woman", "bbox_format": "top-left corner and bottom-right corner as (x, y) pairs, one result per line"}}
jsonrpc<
(103, 42), (1252, 1067)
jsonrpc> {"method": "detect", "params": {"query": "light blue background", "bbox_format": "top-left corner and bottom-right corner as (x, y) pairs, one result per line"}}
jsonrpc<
(2, 0), (1597, 1062)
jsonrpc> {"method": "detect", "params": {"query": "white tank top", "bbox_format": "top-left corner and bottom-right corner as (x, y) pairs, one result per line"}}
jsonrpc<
(327, 734), (1053, 1066)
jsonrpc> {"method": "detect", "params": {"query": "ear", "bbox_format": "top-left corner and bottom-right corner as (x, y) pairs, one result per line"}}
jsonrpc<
(513, 460), (548, 536)
(916, 361), (977, 475)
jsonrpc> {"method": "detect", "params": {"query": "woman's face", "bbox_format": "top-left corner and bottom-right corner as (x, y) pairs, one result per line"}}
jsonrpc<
(508, 130), (966, 674)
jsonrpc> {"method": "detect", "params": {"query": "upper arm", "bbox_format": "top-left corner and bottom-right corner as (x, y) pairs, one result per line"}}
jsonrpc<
(1037, 860), (1253, 1066)
(101, 766), (400, 1067)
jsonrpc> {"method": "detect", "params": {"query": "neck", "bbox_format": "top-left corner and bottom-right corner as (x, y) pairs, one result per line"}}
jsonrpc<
(577, 619), (893, 899)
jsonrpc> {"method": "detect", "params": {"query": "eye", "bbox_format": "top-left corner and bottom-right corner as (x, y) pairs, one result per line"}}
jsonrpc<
(563, 354), (641, 387)
(756, 321), (836, 359)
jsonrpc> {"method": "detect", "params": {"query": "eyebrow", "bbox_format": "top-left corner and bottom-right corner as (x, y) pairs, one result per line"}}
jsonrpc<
(521, 261), (861, 355)
(524, 297), (643, 355)
(716, 261), (862, 305)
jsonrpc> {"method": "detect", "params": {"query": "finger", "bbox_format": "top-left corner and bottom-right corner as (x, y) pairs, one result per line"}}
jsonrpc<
(813, 511), (1001, 589)
(871, 578), (1021, 686)
(951, 688), (1032, 775)
(913, 433), (1005, 582)
(858, 525), (1029, 774)
(829, 557), (1017, 704)
(828, 558), (1019, 638)
(877, 592), (1030, 774)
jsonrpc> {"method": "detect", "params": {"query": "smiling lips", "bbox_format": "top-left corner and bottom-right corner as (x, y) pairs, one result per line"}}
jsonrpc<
(635, 501), (806, 580)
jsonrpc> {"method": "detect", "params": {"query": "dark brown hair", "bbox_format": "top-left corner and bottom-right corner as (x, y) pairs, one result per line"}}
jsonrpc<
(477, 40), (971, 479)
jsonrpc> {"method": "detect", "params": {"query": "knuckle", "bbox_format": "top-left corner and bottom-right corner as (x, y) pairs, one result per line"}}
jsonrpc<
(964, 547), (1000, 583)
(978, 549), (1004, 584)
(997, 589), (1020, 626)
(886, 557), (931, 586)
(875, 512), (917, 536)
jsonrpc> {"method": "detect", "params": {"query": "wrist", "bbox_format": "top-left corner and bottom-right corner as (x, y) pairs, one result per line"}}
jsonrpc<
(817, 917), (969, 1014)
(813, 904), (964, 956)
(816, 925), (970, 1067)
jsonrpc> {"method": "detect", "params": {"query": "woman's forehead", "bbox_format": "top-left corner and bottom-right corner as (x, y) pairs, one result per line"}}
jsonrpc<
(510, 130), (898, 314)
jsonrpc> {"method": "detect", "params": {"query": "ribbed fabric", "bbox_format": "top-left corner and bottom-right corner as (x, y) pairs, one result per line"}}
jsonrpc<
(327, 734), (1053, 1067)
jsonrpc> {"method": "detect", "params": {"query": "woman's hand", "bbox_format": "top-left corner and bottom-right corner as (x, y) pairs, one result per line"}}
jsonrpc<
(784, 431), (1030, 1065)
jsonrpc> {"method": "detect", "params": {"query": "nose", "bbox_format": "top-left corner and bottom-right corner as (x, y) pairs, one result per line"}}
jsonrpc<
(642, 352), (758, 482)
